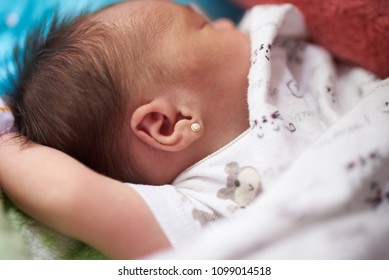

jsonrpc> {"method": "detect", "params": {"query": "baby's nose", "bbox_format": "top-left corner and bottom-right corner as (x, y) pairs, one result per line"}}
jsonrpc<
(211, 18), (235, 30)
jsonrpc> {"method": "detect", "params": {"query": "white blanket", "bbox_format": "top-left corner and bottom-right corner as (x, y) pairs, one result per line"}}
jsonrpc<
(152, 5), (389, 259)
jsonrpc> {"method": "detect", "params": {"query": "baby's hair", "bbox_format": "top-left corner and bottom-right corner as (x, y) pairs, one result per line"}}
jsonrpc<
(5, 11), (143, 182)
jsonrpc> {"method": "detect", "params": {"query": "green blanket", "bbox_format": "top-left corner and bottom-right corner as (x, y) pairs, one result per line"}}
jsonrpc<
(0, 189), (107, 260)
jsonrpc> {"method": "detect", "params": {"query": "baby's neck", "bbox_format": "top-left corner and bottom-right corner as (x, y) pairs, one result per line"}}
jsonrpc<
(142, 116), (249, 185)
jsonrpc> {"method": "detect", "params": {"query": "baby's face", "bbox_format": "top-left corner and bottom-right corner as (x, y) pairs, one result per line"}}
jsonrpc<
(160, 1), (251, 117)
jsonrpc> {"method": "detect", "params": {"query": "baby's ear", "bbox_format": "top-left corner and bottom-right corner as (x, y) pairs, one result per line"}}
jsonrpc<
(131, 98), (203, 152)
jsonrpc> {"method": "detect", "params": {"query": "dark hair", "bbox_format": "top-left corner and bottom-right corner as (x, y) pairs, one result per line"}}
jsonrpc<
(5, 12), (143, 182)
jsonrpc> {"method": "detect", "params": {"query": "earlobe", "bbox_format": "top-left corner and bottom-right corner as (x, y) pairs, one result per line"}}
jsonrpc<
(131, 99), (203, 152)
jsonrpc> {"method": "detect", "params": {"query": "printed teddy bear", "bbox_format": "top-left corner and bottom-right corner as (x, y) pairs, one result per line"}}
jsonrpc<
(217, 162), (262, 208)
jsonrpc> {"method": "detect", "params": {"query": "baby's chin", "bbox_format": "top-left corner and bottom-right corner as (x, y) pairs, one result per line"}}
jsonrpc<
(238, 34), (252, 75)
(243, 33), (251, 51)
(236, 30), (251, 57)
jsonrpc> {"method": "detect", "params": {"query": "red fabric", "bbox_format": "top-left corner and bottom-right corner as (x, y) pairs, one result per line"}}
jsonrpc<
(233, 0), (389, 78)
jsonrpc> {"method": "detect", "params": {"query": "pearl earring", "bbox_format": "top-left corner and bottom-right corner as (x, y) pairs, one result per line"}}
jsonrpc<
(190, 123), (201, 133)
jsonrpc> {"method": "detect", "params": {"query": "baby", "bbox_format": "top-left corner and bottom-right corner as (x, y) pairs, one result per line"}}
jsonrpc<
(1, 0), (251, 259)
(6, 0), (250, 185)
(1, 0), (388, 260)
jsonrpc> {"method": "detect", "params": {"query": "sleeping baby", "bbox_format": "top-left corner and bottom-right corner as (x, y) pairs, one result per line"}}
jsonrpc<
(1, 0), (388, 259)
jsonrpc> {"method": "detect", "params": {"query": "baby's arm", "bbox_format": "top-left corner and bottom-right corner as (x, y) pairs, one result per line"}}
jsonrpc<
(0, 134), (169, 259)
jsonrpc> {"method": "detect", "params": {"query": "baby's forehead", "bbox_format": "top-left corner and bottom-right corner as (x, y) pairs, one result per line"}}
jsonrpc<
(92, 0), (175, 26)
(89, 0), (181, 56)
